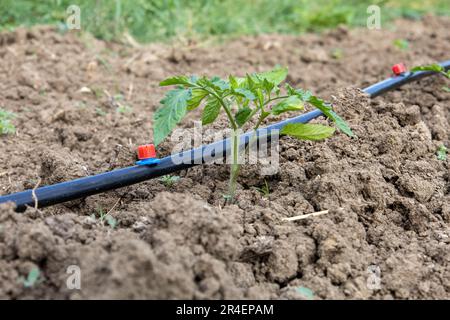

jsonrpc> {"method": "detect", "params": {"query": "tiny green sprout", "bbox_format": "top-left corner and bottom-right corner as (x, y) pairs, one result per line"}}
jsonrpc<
(116, 104), (132, 114)
(437, 145), (447, 161)
(154, 67), (354, 202)
(159, 175), (180, 187)
(91, 87), (104, 99)
(0, 108), (16, 135)
(393, 39), (409, 51)
(442, 87), (450, 93)
(114, 94), (124, 101)
(21, 267), (40, 288)
(295, 286), (314, 300)
(331, 48), (343, 60)
(92, 206), (117, 228)
(95, 107), (107, 116)
(253, 179), (270, 197)
(105, 215), (118, 229)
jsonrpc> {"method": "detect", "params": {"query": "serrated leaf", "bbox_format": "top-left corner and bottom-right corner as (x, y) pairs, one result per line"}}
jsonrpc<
(281, 123), (335, 141)
(262, 79), (275, 93)
(234, 88), (256, 100)
(202, 97), (221, 125)
(411, 64), (444, 73)
(271, 96), (304, 115)
(210, 77), (230, 91)
(153, 88), (191, 146)
(307, 95), (355, 137)
(198, 77), (230, 93)
(254, 66), (288, 85)
(235, 106), (252, 127)
(286, 84), (312, 101)
(159, 76), (192, 87)
(187, 88), (209, 110)
(229, 75), (239, 89)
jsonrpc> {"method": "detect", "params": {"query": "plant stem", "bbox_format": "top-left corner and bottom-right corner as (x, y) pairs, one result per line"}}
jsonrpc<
(227, 128), (240, 202)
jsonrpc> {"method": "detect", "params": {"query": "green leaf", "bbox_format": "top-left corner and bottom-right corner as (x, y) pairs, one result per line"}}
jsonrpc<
(281, 123), (335, 141)
(187, 88), (209, 110)
(271, 96), (304, 115)
(262, 79), (275, 93)
(210, 76), (230, 91)
(233, 88), (256, 100)
(286, 84), (312, 101)
(307, 96), (355, 137)
(393, 39), (409, 51)
(254, 66), (288, 85)
(295, 286), (314, 300)
(443, 86), (450, 92)
(153, 88), (191, 146)
(159, 76), (192, 87)
(202, 97), (221, 125)
(229, 75), (239, 89)
(437, 145), (447, 161)
(235, 106), (252, 127)
(411, 64), (444, 73)
(0, 108), (16, 135)
(23, 267), (40, 288)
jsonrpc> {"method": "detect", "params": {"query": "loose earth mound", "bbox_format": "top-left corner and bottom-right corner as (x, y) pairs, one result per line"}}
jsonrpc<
(0, 16), (449, 299)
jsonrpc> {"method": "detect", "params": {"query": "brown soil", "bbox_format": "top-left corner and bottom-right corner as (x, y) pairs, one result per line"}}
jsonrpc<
(0, 15), (449, 299)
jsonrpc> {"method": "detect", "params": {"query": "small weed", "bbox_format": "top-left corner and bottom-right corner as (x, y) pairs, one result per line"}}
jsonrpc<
(19, 267), (40, 288)
(116, 104), (132, 114)
(393, 39), (409, 51)
(295, 286), (314, 300)
(159, 175), (180, 187)
(105, 215), (118, 229)
(253, 180), (270, 197)
(442, 86), (450, 92)
(95, 107), (107, 116)
(0, 108), (16, 135)
(437, 145), (447, 161)
(91, 206), (117, 229)
(91, 87), (104, 99)
(331, 48), (343, 59)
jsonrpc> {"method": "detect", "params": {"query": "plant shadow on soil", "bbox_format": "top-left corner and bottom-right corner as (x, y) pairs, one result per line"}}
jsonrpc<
(0, 16), (449, 299)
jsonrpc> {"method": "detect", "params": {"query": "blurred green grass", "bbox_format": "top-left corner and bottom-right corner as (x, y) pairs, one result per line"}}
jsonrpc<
(0, 0), (449, 43)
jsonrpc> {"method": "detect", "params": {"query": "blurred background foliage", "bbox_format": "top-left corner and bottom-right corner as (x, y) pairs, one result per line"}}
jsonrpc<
(0, 0), (449, 43)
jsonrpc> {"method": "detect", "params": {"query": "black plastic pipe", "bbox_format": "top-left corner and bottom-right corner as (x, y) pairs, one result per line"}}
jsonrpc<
(1, 60), (449, 211)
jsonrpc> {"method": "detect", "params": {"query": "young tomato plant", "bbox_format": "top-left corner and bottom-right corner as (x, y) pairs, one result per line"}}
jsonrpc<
(153, 67), (353, 201)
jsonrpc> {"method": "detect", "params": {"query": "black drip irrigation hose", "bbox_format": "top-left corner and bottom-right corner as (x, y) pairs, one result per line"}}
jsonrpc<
(1, 60), (450, 212)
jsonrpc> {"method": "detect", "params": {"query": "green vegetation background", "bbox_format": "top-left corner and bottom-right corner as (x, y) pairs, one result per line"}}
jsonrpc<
(0, 0), (449, 43)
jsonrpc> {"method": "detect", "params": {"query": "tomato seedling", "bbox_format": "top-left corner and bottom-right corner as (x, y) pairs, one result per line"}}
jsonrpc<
(153, 67), (353, 201)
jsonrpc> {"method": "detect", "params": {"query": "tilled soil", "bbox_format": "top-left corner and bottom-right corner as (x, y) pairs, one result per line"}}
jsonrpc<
(0, 16), (449, 299)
